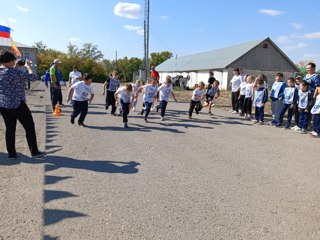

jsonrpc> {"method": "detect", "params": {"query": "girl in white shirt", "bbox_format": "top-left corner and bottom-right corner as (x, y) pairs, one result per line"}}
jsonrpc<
(189, 81), (205, 119)
(131, 80), (142, 111)
(115, 83), (135, 128)
(66, 73), (94, 127)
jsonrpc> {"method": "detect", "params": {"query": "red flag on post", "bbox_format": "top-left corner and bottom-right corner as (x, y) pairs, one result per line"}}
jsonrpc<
(11, 39), (22, 58)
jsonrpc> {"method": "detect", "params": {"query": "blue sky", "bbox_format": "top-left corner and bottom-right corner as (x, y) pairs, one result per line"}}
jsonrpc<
(1, 0), (320, 66)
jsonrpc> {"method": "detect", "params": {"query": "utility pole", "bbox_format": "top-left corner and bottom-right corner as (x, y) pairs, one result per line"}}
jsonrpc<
(144, 0), (150, 81)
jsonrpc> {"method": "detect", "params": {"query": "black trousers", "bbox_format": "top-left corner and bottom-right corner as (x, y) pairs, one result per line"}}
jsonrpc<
(71, 100), (88, 124)
(51, 87), (62, 110)
(105, 90), (117, 114)
(121, 100), (130, 123)
(189, 100), (202, 117)
(231, 91), (240, 111)
(239, 95), (245, 113)
(0, 101), (39, 156)
(158, 100), (168, 117)
(243, 97), (252, 114)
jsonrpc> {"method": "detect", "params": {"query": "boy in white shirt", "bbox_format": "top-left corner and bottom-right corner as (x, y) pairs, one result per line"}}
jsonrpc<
(66, 73), (94, 127)
(189, 81), (205, 119)
(156, 76), (177, 121)
(115, 83), (135, 128)
(207, 80), (220, 115)
(229, 68), (242, 113)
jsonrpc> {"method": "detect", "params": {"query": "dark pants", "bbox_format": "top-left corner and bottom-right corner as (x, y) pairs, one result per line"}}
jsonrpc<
(157, 100), (168, 117)
(239, 95), (245, 114)
(298, 110), (309, 130)
(51, 87), (62, 110)
(0, 101), (39, 156)
(243, 97), (252, 114)
(71, 100), (88, 124)
(231, 91), (240, 112)
(279, 104), (294, 125)
(255, 106), (265, 122)
(313, 114), (320, 134)
(189, 100), (202, 117)
(105, 90), (117, 114)
(294, 108), (300, 125)
(121, 100), (130, 123)
(143, 102), (153, 120)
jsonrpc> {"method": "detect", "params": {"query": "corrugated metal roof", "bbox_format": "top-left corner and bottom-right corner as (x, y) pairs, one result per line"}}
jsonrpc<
(0, 37), (35, 48)
(156, 38), (268, 72)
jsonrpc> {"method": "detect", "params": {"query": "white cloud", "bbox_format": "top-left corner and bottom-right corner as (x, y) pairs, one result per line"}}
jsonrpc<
(276, 35), (291, 44)
(69, 37), (82, 42)
(114, 2), (142, 19)
(291, 23), (302, 30)
(283, 42), (307, 51)
(258, 9), (285, 16)
(16, 5), (29, 12)
(8, 18), (17, 23)
(303, 32), (320, 39)
(160, 15), (169, 20)
(123, 25), (144, 36)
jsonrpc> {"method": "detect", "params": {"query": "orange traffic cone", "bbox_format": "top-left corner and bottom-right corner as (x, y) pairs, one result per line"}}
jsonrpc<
(52, 104), (63, 116)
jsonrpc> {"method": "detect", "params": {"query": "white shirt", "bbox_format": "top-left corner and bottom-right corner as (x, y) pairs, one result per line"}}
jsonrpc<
(132, 84), (141, 94)
(71, 81), (94, 101)
(115, 87), (134, 103)
(311, 95), (320, 114)
(283, 87), (295, 104)
(245, 83), (253, 98)
(230, 75), (242, 92)
(108, 78), (120, 92)
(191, 88), (205, 101)
(69, 71), (82, 85)
(298, 90), (309, 109)
(158, 84), (173, 102)
(239, 82), (247, 95)
(142, 84), (158, 103)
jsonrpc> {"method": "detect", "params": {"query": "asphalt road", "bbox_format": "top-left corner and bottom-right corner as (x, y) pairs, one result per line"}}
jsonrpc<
(1, 82), (320, 240)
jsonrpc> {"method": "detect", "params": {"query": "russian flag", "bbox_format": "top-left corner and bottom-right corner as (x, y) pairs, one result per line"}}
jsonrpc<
(0, 25), (11, 38)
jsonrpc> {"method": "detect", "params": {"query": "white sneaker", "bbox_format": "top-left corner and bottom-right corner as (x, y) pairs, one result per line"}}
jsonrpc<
(312, 132), (319, 137)
(132, 107), (136, 111)
(252, 119), (258, 123)
(309, 131), (317, 135)
(294, 127), (302, 133)
(231, 110), (237, 114)
(291, 125), (298, 130)
(299, 129), (307, 134)
(228, 110), (233, 113)
(160, 116), (165, 121)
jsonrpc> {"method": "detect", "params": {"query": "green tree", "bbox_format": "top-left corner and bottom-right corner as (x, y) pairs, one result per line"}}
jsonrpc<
(79, 43), (104, 61)
(32, 41), (47, 53)
(67, 42), (79, 57)
(150, 51), (173, 67)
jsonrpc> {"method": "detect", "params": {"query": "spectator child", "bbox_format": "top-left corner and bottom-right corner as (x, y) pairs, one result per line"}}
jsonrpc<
(253, 79), (268, 124)
(276, 77), (298, 128)
(270, 72), (286, 125)
(291, 76), (302, 129)
(294, 81), (313, 134)
(189, 81), (205, 119)
(115, 83), (135, 128)
(238, 76), (247, 116)
(309, 86), (320, 137)
(207, 80), (220, 115)
(229, 68), (242, 113)
(67, 73), (94, 127)
(243, 75), (254, 119)
(156, 76), (177, 121)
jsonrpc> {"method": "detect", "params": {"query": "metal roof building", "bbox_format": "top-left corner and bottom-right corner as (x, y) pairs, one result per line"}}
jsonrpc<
(156, 37), (299, 90)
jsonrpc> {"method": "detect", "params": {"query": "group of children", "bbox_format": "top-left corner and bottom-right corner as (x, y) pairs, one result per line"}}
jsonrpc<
(65, 66), (320, 137)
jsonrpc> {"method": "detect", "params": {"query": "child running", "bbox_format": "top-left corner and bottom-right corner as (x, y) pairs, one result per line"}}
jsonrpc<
(136, 78), (158, 123)
(102, 70), (120, 115)
(66, 73), (94, 127)
(207, 80), (220, 115)
(131, 80), (142, 111)
(252, 79), (268, 124)
(156, 76), (177, 121)
(189, 81), (205, 119)
(115, 83), (135, 128)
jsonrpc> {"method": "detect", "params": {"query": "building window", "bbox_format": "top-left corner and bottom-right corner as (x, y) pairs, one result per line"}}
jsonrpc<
(263, 43), (268, 48)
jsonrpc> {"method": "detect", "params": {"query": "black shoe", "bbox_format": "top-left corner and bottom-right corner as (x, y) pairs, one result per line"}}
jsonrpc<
(124, 123), (129, 128)
(140, 109), (144, 115)
(31, 151), (45, 158)
(8, 153), (17, 159)
(105, 106), (109, 110)
(195, 108), (199, 115)
(78, 122), (87, 127)
(71, 118), (75, 124)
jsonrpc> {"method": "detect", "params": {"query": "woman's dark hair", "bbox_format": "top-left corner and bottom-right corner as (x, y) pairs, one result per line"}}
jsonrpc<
(0, 50), (16, 64)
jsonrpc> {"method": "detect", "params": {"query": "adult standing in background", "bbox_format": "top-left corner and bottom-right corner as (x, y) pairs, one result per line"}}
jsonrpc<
(229, 68), (242, 113)
(151, 65), (160, 83)
(50, 59), (62, 110)
(0, 50), (44, 159)
(304, 63), (320, 97)
(68, 65), (82, 87)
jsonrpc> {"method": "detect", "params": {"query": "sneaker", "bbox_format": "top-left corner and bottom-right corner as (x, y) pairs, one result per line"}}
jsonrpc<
(77, 122), (87, 127)
(256, 121), (263, 125)
(105, 106), (109, 110)
(195, 107), (199, 115)
(140, 109), (144, 115)
(291, 125), (299, 130)
(299, 129), (307, 134)
(188, 116), (191, 119)
(294, 127), (302, 133)
(208, 112), (213, 116)
(252, 119), (258, 123)
(160, 116), (165, 121)
(311, 132), (319, 137)
(231, 110), (237, 114)
(309, 131), (317, 135)
(275, 122), (283, 127)
(132, 107), (136, 111)
(70, 118), (75, 124)
(144, 119), (149, 123)
(31, 151), (46, 158)
(124, 123), (128, 128)
(228, 109), (233, 113)
(269, 121), (276, 126)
